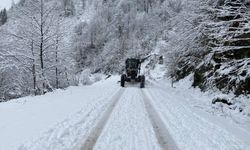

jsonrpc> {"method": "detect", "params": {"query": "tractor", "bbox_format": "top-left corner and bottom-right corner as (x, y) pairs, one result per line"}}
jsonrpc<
(120, 58), (145, 88)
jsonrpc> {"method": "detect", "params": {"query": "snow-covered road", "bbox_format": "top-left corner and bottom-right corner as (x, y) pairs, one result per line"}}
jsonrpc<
(0, 76), (249, 150)
(92, 88), (161, 150)
(144, 84), (250, 150)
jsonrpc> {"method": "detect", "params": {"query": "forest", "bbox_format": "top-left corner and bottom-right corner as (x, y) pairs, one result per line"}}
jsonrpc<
(0, 0), (249, 101)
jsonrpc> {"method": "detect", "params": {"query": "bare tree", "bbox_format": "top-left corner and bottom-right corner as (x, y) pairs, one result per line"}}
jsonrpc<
(12, 0), (59, 93)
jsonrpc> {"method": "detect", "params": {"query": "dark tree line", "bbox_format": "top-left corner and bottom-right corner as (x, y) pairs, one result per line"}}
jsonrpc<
(0, 8), (7, 26)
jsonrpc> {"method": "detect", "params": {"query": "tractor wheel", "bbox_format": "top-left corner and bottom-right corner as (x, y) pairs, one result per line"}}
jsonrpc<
(121, 74), (126, 87)
(140, 75), (145, 88)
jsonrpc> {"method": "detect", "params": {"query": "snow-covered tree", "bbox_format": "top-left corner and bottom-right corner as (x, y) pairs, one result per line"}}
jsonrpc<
(62, 0), (75, 17)
(73, 0), (169, 73)
(170, 0), (250, 95)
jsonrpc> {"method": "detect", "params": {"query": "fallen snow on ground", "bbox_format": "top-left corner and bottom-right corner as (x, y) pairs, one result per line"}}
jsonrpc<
(0, 77), (119, 150)
(93, 88), (161, 150)
(144, 83), (250, 150)
(173, 76), (250, 130)
(0, 74), (249, 150)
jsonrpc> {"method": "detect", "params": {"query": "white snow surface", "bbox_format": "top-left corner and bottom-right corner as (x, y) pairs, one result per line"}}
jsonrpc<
(144, 82), (250, 150)
(0, 75), (250, 150)
(0, 78), (119, 150)
(93, 88), (161, 150)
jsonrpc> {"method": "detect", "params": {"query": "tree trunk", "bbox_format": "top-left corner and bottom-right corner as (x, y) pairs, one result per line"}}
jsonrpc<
(55, 36), (59, 89)
(40, 0), (45, 93)
(31, 40), (37, 95)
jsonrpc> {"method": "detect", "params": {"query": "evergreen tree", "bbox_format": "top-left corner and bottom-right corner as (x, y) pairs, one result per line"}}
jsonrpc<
(0, 8), (7, 26)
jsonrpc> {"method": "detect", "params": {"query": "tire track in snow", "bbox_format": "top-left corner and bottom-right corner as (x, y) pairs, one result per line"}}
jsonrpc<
(79, 88), (125, 150)
(141, 90), (179, 150)
(92, 88), (161, 150)
(18, 85), (121, 150)
(145, 82), (250, 150)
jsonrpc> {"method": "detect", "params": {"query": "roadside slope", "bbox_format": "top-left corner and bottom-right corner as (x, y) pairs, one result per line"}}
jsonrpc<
(0, 77), (119, 150)
(143, 81), (250, 150)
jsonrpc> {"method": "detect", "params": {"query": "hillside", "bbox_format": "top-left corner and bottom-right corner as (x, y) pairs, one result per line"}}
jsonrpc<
(171, 0), (250, 96)
(0, 1), (250, 149)
(0, 0), (249, 111)
(0, 0), (184, 100)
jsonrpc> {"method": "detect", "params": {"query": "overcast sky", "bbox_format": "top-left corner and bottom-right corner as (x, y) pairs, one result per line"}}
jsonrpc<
(0, 0), (19, 10)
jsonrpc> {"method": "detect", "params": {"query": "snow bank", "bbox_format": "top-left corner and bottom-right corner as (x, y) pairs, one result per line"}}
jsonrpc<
(0, 77), (119, 150)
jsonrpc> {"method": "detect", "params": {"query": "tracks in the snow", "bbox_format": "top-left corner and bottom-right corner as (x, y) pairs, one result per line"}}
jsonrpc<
(141, 90), (179, 150)
(79, 87), (178, 150)
(80, 88), (125, 150)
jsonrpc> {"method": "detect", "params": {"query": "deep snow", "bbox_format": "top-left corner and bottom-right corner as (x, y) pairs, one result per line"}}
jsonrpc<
(93, 88), (161, 150)
(0, 75), (250, 150)
(144, 82), (250, 150)
(0, 78), (119, 150)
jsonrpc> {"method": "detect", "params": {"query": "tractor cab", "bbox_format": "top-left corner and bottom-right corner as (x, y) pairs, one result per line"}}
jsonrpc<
(125, 58), (141, 79)
(125, 58), (140, 69)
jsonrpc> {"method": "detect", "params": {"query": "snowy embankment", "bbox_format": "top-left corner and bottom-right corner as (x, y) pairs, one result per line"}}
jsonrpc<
(0, 75), (250, 150)
(0, 77), (119, 150)
(144, 80), (250, 150)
